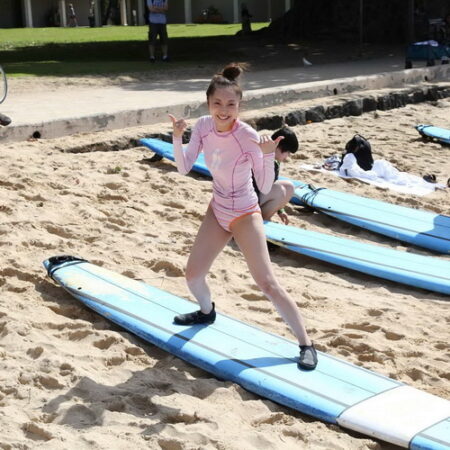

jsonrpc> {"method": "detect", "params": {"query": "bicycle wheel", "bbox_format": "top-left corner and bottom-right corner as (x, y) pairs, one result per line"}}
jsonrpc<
(0, 65), (8, 104)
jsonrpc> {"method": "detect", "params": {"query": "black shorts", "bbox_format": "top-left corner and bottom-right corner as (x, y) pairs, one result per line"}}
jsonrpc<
(148, 23), (168, 46)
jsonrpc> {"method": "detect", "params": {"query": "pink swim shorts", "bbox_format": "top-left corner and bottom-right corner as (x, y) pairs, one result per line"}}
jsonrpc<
(211, 200), (261, 232)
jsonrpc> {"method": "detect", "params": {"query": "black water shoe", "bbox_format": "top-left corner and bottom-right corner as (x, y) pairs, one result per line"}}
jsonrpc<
(174, 303), (216, 325)
(298, 343), (318, 370)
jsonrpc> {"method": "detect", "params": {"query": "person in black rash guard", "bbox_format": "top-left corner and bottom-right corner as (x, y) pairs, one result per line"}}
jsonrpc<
(253, 127), (299, 225)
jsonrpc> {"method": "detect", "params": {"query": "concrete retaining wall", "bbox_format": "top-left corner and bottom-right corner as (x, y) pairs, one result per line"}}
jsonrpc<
(1, 64), (449, 144)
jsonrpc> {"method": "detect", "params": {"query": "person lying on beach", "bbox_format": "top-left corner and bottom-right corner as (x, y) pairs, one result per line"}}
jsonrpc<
(338, 134), (438, 188)
(253, 127), (299, 225)
(168, 63), (317, 370)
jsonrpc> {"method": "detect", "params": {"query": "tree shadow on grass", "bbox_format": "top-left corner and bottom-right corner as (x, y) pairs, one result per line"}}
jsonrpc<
(0, 33), (314, 78)
(0, 35), (248, 76)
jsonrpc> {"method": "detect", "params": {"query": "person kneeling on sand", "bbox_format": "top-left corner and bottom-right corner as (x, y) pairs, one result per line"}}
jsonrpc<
(253, 127), (298, 225)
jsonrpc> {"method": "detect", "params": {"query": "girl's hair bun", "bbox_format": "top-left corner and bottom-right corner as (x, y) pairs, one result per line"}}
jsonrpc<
(221, 63), (244, 82)
(206, 62), (249, 100)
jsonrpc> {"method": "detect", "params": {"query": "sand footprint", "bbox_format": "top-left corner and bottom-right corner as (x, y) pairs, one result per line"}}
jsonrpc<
(153, 437), (184, 450)
(164, 411), (205, 425)
(383, 330), (404, 341)
(59, 363), (74, 376)
(38, 321), (88, 331)
(47, 304), (96, 321)
(19, 193), (47, 202)
(148, 259), (184, 277)
(107, 216), (127, 227)
(37, 375), (65, 390)
(405, 368), (426, 382)
(97, 191), (128, 202)
(169, 230), (191, 239)
(367, 308), (383, 317)
(343, 333), (364, 339)
(64, 329), (94, 341)
(248, 305), (273, 314)
(434, 342), (448, 350)
(104, 222), (123, 232)
(27, 346), (44, 359)
(0, 321), (8, 336)
(103, 182), (125, 190)
(319, 329), (341, 339)
(58, 404), (99, 427)
(0, 204), (13, 215)
(0, 180), (25, 190)
(124, 346), (145, 356)
(24, 239), (58, 250)
(343, 322), (381, 333)
(162, 200), (186, 210)
(252, 411), (292, 426)
(105, 356), (126, 367)
(0, 267), (40, 284)
(241, 293), (266, 302)
(93, 336), (119, 350)
(44, 224), (78, 240)
(22, 422), (54, 441)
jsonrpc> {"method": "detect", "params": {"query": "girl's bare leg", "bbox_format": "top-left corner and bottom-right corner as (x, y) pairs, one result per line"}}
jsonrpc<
(185, 205), (232, 313)
(259, 180), (294, 220)
(231, 213), (311, 346)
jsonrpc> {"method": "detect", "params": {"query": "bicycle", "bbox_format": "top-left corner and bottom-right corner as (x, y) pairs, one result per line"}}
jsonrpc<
(0, 65), (7, 104)
(0, 65), (11, 126)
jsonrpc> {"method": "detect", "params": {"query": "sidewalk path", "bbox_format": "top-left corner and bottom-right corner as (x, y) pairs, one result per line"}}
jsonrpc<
(1, 55), (449, 143)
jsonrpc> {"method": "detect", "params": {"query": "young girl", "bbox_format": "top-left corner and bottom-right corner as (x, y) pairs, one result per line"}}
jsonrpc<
(168, 63), (317, 370)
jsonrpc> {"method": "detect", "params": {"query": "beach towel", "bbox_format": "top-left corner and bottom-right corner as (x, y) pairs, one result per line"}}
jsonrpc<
(301, 155), (444, 196)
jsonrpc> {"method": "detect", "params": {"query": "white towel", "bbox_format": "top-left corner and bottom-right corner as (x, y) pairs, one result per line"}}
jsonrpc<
(300, 162), (444, 196)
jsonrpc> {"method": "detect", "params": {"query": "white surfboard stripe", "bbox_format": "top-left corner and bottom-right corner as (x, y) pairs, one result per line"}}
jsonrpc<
(337, 385), (450, 447)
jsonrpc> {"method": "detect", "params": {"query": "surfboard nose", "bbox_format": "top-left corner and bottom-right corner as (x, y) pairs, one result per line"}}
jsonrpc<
(43, 255), (87, 278)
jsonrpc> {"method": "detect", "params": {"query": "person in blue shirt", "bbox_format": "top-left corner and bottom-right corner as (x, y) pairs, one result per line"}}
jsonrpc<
(147, 0), (169, 62)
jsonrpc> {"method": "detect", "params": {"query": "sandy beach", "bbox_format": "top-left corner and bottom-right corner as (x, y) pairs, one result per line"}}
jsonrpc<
(0, 77), (449, 449)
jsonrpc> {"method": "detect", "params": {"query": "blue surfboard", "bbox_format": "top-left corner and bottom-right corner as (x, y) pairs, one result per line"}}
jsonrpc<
(264, 221), (450, 295)
(43, 256), (450, 450)
(139, 138), (450, 294)
(292, 184), (450, 254)
(416, 125), (450, 145)
(140, 138), (450, 254)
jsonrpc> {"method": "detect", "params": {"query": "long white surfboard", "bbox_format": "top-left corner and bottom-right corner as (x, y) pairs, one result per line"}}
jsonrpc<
(43, 256), (450, 449)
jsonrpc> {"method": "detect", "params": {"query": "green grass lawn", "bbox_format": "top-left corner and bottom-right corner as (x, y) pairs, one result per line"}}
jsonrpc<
(0, 24), (269, 77)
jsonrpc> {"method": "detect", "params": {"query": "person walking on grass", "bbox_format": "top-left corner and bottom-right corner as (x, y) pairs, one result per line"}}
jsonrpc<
(168, 63), (317, 370)
(67, 3), (78, 27)
(147, 0), (169, 63)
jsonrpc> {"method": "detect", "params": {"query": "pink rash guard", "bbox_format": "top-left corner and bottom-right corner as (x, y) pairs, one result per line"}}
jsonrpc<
(173, 116), (275, 231)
